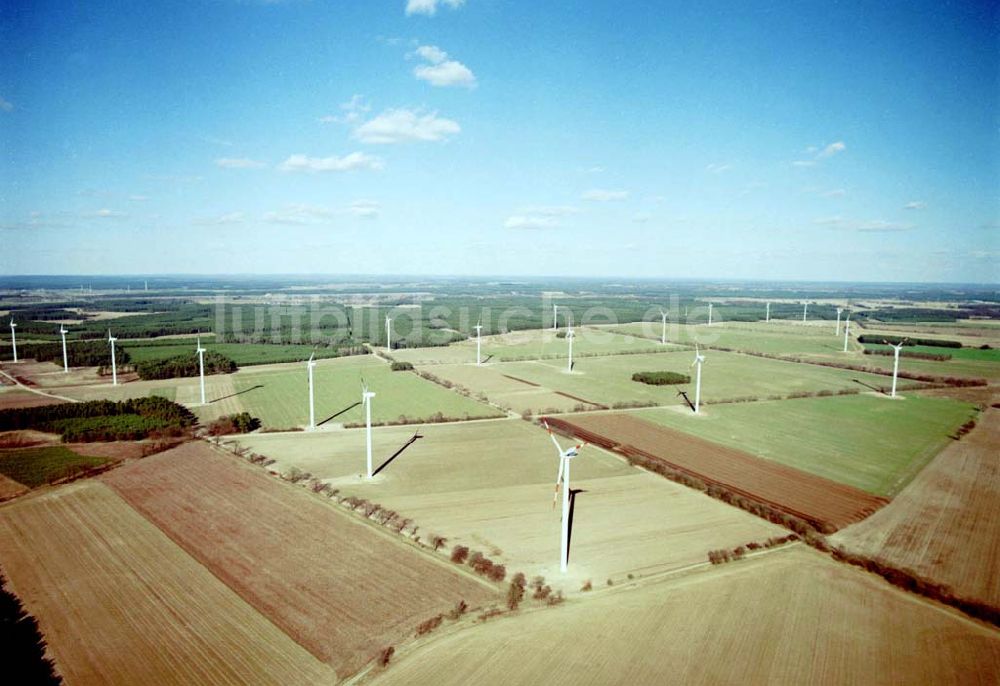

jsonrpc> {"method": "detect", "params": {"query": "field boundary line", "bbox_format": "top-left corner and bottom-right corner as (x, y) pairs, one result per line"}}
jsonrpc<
(0, 369), (81, 404)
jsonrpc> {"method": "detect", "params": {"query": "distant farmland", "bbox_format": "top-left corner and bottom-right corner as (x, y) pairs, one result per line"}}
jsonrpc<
(0, 482), (336, 685)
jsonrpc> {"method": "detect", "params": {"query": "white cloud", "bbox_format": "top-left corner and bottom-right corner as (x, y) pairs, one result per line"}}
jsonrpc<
(263, 204), (336, 225)
(277, 152), (384, 173)
(505, 215), (560, 230)
(813, 216), (847, 226)
(821, 188), (846, 197)
(0, 96), (13, 112)
(903, 201), (927, 210)
(319, 95), (370, 125)
(521, 205), (580, 217)
(348, 200), (380, 219)
(197, 211), (246, 226)
(792, 160), (817, 168)
(405, 0), (464, 16)
(411, 45), (476, 87)
(818, 141), (846, 158)
(856, 220), (912, 233)
(581, 189), (629, 202)
(128, 195), (149, 202)
(90, 208), (127, 218)
(354, 108), (460, 144)
(216, 157), (266, 169)
(706, 163), (732, 174)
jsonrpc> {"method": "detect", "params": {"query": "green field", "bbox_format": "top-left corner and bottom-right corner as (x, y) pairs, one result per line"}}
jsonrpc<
(391, 328), (677, 365)
(797, 350), (999, 382)
(232, 355), (504, 429)
(467, 349), (925, 410)
(632, 394), (977, 496)
(122, 340), (352, 366)
(613, 321), (848, 355)
(863, 343), (1000, 362)
(0, 446), (111, 488)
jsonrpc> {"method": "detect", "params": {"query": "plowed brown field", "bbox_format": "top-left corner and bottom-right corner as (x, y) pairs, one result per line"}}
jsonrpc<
(544, 413), (887, 530)
(832, 407), (1000, 606)
(102, 442), (496, 677)
(0, 482), (335, 685)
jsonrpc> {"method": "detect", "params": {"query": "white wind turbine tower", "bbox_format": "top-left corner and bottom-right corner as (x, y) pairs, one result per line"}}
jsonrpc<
(107, 330), (119, 386)
(835, 307), (843, 335)
(8, 318), (17, 362)
(708, 303), (713, 326)
(306, 353), (316, 429)
(884, 338), (907, 398)
(552, 303), (558, 331)
(385, 315), (392, 350)
(802, 302), (808, 322)
(691, 345), (706, 414)
(765, 302), (770, 322)
(543, 420), (586, 573)
(196, 336), (207, 405)
(843, 314), (851, 353)
(565, 322), (575, 372)
(361, 378), (376, 479)
(59, 325), (69, 372)
(659, 308), (668, 344)
(474, 318), (483, 366)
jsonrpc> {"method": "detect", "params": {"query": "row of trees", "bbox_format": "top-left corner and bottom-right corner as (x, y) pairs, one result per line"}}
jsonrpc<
(857, 334), (962, 348)
(631, 371), (691, 385)
(20, 340), (131, 367)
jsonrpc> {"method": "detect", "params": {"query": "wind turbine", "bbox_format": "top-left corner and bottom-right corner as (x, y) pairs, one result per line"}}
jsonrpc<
(361, 378), (375, 479)
(144, 280), (148, 292)
(196, 336), (207, 405)
(659, 309), (668, 344)
(835, 307), (843, 335)
(691, 345), (706, 414)
(306, 353), (316, 428)
(552, 303), (558, 331)
(474, 318), (483, 366)
(107, 330), (119, 386)
(59, 325), (69, 372)
(708, 303), (713, 326)
(843, 314), (851, 353)
(565, 323), (575, 373)
(884, 338), (907, 398)
(766, 302), (770, 322)
(543, 420), (586, 573)
(8, 318), (17, 363)
(385, 315), (392, 350)
(802, 302), (808, 322)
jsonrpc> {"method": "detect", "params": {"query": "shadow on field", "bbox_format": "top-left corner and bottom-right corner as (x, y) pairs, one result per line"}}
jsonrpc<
(566, 488), (586, 563)
(853, 378), (886, 394)
(211, 384), (264, 403)
(372, 431), (424, 477)
(317, 401), (361, 427)
(677, 390), (695, 412)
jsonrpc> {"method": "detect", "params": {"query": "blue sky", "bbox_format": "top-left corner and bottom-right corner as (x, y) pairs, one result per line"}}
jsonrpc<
(1, 0), (997, 282)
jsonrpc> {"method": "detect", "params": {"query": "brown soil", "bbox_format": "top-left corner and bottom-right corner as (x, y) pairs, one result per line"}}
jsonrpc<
(544, 413), (888, 530)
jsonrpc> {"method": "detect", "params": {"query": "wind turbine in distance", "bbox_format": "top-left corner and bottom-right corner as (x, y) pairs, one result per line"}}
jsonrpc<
(552, 303), (558, 331)
(543, 420), (586, 573)
(843, 314), (851, 353)
(196, 336), (207, 405)
(802, 302), (808, 322)
(691, 345), (705, 414)
(565, 323), (575, 373)
(59, 325), (69, 372)
(361, 378), (375, 479)
(8, 318), (17, 362)
(107, 330), (119, 386)
(385, 315), (392, 350)
(835, 307), (843, 335)
(765, 302), (770, 322)
(306, 353), (316, 429)
(474, 318), (483, 366)
(708, 303), (713, 326)
(659, 308), (668, 344)
(884, 338), (908, 398)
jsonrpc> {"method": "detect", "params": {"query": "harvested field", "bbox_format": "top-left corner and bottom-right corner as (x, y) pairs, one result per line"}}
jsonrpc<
(544, 413), (888, 530)
(832, 407), (1000, 606)
(238, 420), (785, 586)
(102, 442), (497, 677)
(0, 473), (27, 500)
(0, 389), (69, 410)
(369, 546), (1000, 686)
(0, 429), (60, 448)
(0, 482), (335, 685)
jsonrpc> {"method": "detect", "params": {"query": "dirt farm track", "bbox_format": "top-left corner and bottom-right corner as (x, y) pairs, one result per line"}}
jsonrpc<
(543, 413), (889, 531)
